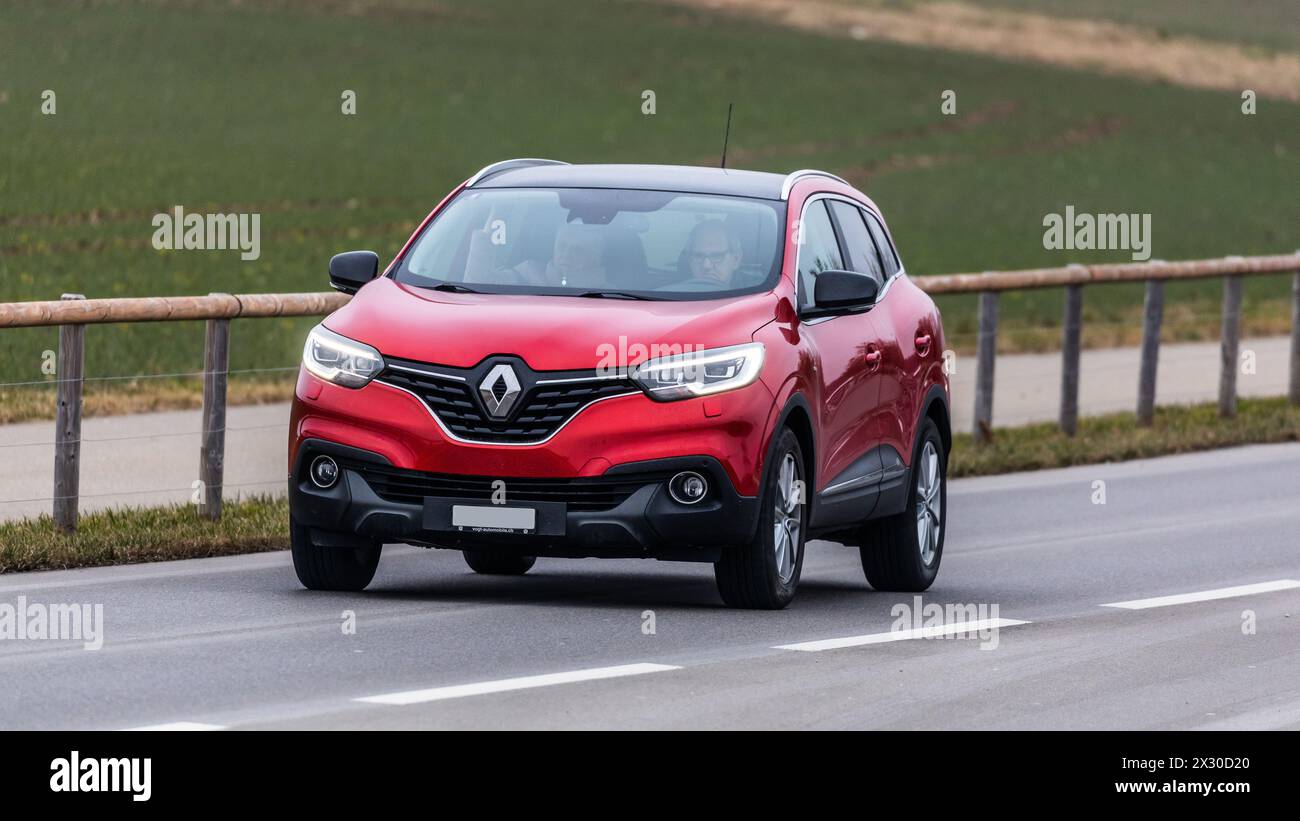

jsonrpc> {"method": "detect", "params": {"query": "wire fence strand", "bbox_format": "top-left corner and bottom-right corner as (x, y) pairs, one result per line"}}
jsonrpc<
(0, 478), (286, 506)
(0, 365), (298, 391)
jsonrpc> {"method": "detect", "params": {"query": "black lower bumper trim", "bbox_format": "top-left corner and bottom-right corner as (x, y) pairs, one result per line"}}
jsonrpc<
(289, 440), (759, 561)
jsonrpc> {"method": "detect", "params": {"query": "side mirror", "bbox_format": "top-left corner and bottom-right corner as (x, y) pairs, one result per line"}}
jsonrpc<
(328, 251), (380, 295)
(809, 269), (881, 315)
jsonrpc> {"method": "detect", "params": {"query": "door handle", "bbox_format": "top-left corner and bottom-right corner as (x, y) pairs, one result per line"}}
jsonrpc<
(914, 333), (932, 353)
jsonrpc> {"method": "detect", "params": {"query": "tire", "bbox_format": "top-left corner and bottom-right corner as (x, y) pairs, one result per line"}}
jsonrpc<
(859, 417), (946, 591)
(290, 516), (382, 591)
(463, 550), (536, 576)
(714, 427), (807, 609)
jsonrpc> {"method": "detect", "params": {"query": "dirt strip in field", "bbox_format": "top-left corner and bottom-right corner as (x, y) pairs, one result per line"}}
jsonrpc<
(667, 0), (1300, 102)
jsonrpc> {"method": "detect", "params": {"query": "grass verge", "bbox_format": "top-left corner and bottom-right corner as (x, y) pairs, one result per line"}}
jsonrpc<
(0, 496), (288, 574)
(1, 397), (1296, 573)
(950, 396), (1300, 477)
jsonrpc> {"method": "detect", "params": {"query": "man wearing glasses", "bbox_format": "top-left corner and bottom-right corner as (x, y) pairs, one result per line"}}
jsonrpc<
(681, 220), (743, 289)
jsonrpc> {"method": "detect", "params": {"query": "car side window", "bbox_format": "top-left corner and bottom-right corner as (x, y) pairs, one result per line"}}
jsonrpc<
(828, 200), (883, 281)
(796, 200), (843, 309)
(863, 209), (901, 278)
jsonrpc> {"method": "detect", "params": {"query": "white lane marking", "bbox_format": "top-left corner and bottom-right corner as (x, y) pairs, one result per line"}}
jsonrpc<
(355, 662), (682, 706)
(774, 618), (1031, 652)
(1100, 579), (1300, 610)
(124, 722), (225, 731)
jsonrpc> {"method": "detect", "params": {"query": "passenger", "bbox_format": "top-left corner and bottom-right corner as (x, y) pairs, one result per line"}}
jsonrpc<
(512, 222), (608, 288)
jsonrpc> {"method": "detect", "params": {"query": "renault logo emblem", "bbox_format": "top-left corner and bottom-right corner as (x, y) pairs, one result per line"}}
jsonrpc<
(479, 363), (522, 418)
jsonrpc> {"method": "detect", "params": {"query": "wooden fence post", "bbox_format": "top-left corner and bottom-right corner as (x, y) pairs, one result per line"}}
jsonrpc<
(199, 311), (231, 520)
(1289, 270), (1299, 406)
(1219, 275), (1243, 418)
(973, 290), (998, 443)
(1059, 283), (1083, 436)
(53, 294), (86, 532)
(1136, 280), (1164, 426)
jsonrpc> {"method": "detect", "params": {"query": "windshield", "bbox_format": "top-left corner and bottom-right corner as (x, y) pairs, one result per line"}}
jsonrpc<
(392, 187), (785, 300)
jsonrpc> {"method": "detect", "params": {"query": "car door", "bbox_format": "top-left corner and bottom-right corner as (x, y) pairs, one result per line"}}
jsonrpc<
(854, 205), (921, 515)
(796, 198), (889, 529)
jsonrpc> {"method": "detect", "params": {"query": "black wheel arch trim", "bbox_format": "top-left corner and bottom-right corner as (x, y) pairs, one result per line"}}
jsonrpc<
(757, 392), (817, 525)
(874, 384), (951, 519)
(921, 383), (952, 455)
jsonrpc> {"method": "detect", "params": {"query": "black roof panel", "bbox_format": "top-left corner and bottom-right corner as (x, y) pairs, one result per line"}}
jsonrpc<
(474, 163), (788, 200)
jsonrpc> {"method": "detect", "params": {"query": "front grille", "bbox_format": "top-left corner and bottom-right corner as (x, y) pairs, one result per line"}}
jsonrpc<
(343, 460), (665, 512)
(377, 357), (639, 444)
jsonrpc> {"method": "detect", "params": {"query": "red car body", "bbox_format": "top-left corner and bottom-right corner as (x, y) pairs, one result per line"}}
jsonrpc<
(288, 161), (950, 607)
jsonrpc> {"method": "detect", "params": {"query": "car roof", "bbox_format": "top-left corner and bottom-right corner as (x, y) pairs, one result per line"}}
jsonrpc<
(473, 163), (791, 200)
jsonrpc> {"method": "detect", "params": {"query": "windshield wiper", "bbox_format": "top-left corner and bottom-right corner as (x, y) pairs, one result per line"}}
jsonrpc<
(429, 282), (480, 293)
(575, 290), (652, 300)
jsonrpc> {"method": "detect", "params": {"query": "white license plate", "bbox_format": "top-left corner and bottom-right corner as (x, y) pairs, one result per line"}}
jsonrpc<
(451, 504), (536, 533)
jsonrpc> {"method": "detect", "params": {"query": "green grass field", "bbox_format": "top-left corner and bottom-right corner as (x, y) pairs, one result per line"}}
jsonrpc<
(1, 0), (1297, 399)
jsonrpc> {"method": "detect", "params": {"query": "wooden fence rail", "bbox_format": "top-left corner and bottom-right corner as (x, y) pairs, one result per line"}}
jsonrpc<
(0, 291), (348, 328)
(0, 253), (1297, 529)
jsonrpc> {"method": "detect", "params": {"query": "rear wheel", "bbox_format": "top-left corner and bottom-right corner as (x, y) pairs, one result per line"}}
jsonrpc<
(859, 418), (946, 591)
(290, 516), (382, 591)
(463, 550), (536, 576)
(714, 427), (807, 609)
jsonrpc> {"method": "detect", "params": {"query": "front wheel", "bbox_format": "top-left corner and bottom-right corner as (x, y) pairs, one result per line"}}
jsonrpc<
(859, 418), (946, 591)
(290, 516), (382, 591)
(714, 427), (807, 609)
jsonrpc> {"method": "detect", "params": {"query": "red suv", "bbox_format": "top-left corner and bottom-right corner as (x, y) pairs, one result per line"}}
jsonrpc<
(289, 160), (950, 609)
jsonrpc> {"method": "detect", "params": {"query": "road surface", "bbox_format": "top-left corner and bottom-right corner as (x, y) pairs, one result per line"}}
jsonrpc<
(0, 443), (1296, 730)
(0, 335), (1291, 522)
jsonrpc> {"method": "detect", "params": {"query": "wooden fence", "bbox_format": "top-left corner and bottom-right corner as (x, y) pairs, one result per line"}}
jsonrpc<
(912, 253), (1300, 441)
(0, 292), (347, 531)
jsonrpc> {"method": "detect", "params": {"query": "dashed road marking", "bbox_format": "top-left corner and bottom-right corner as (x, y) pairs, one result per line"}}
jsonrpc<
(354, 662), (682, 706)
(773, 618), (1031, 652)
(124, 721), (225, 731)
(1100, 579), (1300, 610)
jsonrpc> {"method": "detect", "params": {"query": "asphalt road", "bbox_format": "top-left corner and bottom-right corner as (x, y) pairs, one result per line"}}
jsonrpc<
(0, 442), (1297, 730)
(1, 335), (1291, 522)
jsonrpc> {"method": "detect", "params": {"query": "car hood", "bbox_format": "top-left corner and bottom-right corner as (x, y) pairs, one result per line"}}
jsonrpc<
(323, 277), (780, 371)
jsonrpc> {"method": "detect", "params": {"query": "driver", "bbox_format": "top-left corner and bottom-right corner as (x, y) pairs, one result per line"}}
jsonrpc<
(683, 220), (742, 287)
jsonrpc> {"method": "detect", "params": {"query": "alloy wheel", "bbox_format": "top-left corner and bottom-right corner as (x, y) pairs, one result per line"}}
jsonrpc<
(914, 440), (942, 566)
(773, 451), (803, 584)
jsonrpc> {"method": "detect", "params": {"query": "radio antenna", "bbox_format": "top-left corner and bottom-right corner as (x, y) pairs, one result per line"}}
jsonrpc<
(719, 102), (734, 168)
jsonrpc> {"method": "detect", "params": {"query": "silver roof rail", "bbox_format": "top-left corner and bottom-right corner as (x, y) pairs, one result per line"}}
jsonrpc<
(466, 158), (569, 188)
(780, 168), (852, 200)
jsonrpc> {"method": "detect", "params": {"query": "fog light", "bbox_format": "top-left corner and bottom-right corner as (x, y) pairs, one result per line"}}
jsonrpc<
(310, 456), (340, 489)
(668, 471), (708, 505)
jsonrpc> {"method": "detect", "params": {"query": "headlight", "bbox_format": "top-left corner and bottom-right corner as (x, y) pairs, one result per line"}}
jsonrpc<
(631, 342), (764, 401)
(303, 325), (384, 389)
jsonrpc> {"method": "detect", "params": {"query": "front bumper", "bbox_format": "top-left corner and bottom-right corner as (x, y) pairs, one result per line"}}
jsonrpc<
(291, 439), (759, 562)
(290, 368), (775, 498)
